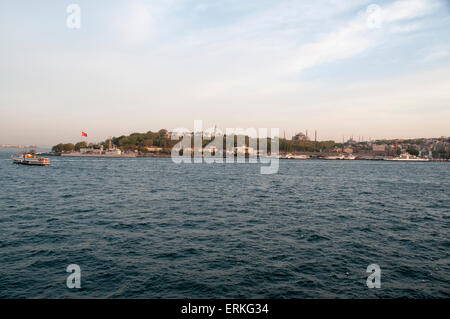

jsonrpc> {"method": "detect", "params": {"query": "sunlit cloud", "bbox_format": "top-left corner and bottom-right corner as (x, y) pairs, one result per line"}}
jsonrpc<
(293, 0), (441, 71)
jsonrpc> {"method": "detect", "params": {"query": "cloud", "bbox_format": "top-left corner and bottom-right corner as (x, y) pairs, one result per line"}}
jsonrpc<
(293, 0), (441, 71)
(294, 21), (373, 71)
(1, 0), (449, 144)
(423, 48), (450, 61)
(115, 0), (154, 46)
(381, 0), (438, 22)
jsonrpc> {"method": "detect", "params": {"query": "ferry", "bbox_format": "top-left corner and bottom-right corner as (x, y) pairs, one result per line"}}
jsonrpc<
(12, 149), (50, 166)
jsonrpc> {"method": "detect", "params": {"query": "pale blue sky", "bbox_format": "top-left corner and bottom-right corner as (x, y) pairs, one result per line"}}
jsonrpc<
(1, 0), (449, 145)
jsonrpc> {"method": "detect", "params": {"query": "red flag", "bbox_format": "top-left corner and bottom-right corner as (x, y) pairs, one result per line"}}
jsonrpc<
(82, 131), (88, 137)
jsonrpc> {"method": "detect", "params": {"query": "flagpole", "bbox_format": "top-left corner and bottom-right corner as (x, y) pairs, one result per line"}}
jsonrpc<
(82, 130), (88, 148)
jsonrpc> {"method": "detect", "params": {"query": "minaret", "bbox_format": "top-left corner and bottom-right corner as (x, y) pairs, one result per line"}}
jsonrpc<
(314, 130), (317, 152)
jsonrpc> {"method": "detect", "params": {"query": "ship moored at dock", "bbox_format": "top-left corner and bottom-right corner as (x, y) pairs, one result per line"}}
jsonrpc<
(384, 153), (430, 161)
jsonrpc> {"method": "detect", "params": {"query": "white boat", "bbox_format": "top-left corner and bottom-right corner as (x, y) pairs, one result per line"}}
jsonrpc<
(283, 153), (311, 159)
(384, 153), (429, 162)
(12, 150), (50, 166)
(293, 154), (310, 159)
(325, 154), (345, 160)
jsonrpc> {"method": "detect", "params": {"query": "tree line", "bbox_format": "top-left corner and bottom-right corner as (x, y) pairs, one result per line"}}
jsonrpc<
(52, 129), (338, 154)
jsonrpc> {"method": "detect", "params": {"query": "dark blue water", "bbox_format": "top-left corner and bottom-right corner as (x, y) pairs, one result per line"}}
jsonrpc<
(0, 149), (449, 298)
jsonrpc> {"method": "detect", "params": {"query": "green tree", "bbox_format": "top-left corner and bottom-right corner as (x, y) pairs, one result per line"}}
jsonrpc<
(406, 148), (419, 156)
(138, 146), (148, 154)
(52, 143), (75, 152)
(63, 143), (75, 152)
(52, 143), (64, 152)
(74, 141), (88, 151)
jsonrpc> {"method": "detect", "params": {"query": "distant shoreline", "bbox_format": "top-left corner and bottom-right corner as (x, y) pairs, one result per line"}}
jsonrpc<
(40, 151), (449, 162)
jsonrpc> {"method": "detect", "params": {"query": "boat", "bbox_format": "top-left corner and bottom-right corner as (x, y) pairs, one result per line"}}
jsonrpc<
(324, 154), (345, 160)
(12, 148), (50, 166)
(384, 153), (429, 162)
(282, 153), (311, 160)
(344, 154), (356, 160)
(293, 154), (310, 159)
(283, 153), (295, 159)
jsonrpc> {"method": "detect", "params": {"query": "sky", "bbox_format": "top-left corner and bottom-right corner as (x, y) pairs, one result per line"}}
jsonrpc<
(1, 0), (449, 146)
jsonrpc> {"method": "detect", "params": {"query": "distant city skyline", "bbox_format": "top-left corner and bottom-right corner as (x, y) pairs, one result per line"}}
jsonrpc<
(1, 0), (449, 146)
